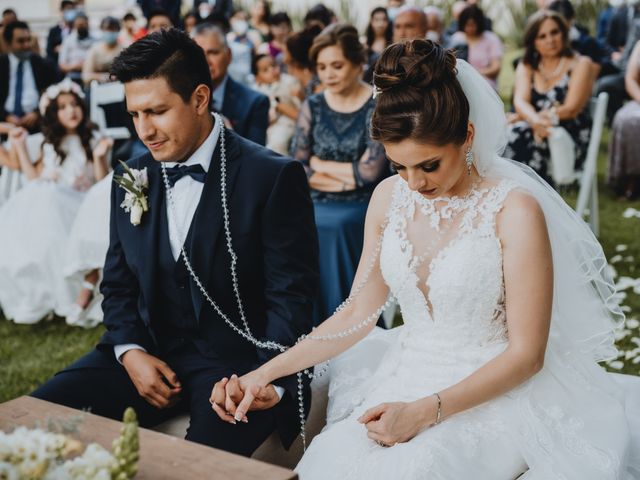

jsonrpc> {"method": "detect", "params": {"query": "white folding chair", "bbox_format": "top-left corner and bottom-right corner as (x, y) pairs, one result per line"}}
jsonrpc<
(89, 80), (131, 140)
(0, 133), (44, 206)
(575, 92), (608, 237)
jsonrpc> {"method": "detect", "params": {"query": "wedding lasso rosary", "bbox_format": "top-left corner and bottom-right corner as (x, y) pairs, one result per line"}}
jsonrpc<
(161, 113), (395, 450)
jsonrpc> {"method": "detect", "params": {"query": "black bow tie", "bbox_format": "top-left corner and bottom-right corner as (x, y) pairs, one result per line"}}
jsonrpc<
(165, 164), (207, 187)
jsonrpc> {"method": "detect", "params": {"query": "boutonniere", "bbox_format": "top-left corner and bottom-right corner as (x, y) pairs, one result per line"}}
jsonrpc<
(114, 161), (149, 226)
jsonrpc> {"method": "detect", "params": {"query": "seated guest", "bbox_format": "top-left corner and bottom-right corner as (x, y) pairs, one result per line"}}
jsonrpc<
(260, 12), (291, 65)
(393, 6), (427, 43)
(1, 21), (61, 132)
(424, 6), (447, 45)
(227, 10), (254, 86)
(249, 0), (271, 44)
(303, 4), (335, 30)
(598, 5), (640, 123)
(289, 23), (388, 324)
(363, 7), (393, 83)
(0, 79), (111, 324)
(549, 0), (615, 78)
(283, 24), (323, 100)
(82, 16), (123, 85)
(132, 8), (173, 42)
(193, 23), (269, 145)
(119, 12), (141, 47)
(253, 53), (301, 155)
(449, 4), (503, 90)
(609, 40), (640, 199)
(46, 0), (76, 64)
(182, 10), (199, 35)
(58, 12), (95, 84)
(504, 10), (593, 184)
(138, 0), (181, 27)
(147, 8), (173, 33)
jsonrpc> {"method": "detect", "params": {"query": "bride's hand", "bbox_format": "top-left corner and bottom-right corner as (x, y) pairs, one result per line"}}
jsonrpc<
(210, 370), (277, 424)
(358, 400), (434, 446)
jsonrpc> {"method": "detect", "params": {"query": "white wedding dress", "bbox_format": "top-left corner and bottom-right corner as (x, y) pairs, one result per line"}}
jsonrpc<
(296, 175), (639, 479)
(0, 135), (94, 323)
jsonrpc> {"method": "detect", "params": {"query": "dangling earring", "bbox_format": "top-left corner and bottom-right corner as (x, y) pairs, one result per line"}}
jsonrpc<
(465, 147), (474, 175)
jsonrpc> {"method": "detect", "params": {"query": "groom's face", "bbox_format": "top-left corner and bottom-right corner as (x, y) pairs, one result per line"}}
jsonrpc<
(124, 77), (207, 163)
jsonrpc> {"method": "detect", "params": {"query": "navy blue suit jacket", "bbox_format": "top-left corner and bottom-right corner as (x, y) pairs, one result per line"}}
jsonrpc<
(221, 76), (269, 146)
(97, 128), (319, 447)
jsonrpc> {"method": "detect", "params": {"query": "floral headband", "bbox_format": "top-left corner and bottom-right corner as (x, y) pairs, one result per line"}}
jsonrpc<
(39, 78), (85, 115)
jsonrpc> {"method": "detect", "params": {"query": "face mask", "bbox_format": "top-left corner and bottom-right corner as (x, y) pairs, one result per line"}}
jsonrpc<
(387, 7), (399, 21)
(198, 4), (212, 18)
(569, 25), (580, 42)
(63, 9), (77, 23)
(77, 27), (89, 39)
(14, 50), (32, 61)
(426, 31), (441, 43)
(102, 31), (118, 45)
(231, 20), (249, 36)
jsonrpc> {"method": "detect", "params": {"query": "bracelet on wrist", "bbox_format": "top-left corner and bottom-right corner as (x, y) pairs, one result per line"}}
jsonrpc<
(431, 392), (442, 426)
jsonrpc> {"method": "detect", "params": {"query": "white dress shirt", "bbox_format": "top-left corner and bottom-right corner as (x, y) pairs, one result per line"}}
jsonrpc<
(114, 117), (284, 399)
(4, 53), (39, 115)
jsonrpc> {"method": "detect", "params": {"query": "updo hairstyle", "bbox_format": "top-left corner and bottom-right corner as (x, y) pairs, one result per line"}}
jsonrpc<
(371, 39), (469, 147)
(308, 23), (366, 68)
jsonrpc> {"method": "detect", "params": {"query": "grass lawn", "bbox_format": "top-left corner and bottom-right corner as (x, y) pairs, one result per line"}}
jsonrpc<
(1, 51), (639, 403)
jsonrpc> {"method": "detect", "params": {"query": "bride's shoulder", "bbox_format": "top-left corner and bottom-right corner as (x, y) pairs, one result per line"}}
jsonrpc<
(366, 175), (401, 220)
(497, 187), (548, 245)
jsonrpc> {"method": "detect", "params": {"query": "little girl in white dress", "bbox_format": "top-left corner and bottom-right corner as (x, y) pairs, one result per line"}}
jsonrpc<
(0, 79), (111, 324)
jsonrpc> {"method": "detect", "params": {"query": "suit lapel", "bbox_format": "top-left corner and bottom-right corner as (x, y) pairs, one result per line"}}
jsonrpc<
(135, 155), (162, 322)
(189, 128), (242, 319)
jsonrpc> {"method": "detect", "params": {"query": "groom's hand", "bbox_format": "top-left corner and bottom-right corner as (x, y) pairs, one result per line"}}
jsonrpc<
(122, 349), (182, 409)
(210, 374), (280, 424)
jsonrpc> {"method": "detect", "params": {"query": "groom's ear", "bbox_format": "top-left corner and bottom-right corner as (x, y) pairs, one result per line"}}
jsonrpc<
(192, 84), (212, 115)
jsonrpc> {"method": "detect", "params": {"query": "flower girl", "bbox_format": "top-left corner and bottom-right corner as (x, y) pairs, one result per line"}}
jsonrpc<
(0, 79), (111, 324)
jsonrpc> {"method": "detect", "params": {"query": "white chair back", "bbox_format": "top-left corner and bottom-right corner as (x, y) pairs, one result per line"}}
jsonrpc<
(89, 80), (131, 140)
(576, 92), (608, 236)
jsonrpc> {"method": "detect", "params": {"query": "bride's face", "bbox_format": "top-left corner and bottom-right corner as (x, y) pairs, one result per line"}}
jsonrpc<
(384, 125), (474, 199)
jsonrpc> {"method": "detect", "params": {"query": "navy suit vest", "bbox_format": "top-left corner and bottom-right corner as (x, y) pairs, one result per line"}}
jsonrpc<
(154, 199), (215, 357)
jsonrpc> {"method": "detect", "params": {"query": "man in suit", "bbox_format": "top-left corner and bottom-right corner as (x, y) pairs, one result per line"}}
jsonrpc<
(193, 23), (269, 146)
(32, 28), (319, 457)
(46, 0), (76, 65)
(0, 21), (61, 131)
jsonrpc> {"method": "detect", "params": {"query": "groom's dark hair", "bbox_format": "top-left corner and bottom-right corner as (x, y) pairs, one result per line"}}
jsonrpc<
(110, 28), (213, 103)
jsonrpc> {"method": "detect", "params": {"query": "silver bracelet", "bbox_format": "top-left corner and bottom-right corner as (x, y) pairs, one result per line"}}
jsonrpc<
(432, 392), (442, 426)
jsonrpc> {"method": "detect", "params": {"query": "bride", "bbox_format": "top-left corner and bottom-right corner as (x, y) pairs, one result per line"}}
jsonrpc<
(212, 40), (639, 478)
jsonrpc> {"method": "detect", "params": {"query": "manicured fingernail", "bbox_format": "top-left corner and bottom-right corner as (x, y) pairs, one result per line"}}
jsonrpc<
(234, 413), (243, 422)
(242, 416), (248, 423)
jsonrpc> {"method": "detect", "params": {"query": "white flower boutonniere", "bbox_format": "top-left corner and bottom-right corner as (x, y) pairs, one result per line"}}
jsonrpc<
(114, 161), (149, 226)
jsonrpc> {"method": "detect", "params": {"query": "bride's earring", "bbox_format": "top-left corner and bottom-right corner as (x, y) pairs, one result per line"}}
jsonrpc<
(465, 147), (474, 175)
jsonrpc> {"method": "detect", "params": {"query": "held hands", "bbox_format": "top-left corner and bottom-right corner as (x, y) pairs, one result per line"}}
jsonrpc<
(531, 111), (554, 143)
(8, 127), (28, 145)
(358, 398), (436, 447)
(121, 349), (182, 409)
(210, 371), (280, 424)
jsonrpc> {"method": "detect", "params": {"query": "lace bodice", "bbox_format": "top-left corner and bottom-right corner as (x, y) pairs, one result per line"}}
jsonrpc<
(380, 177), (516, 350)
(39, 135), (94, 190)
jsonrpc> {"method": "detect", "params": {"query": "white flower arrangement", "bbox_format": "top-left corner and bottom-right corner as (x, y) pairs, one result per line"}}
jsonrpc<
(114, 161), (149, 226)
(38, 78), (85, 115)
(0, 408), (139, 480)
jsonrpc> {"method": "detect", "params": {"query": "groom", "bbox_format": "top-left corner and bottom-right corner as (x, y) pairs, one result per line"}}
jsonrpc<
(32, 28), (319, 456)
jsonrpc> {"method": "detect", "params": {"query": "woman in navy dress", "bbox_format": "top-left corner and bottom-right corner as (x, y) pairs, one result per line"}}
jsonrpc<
(290, 23), (388, 324)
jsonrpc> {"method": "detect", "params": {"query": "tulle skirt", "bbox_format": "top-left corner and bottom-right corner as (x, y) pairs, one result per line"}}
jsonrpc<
(296, 326), (640, 479)
(63, 173), (112, 326)
(0, 180), (84, 323)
